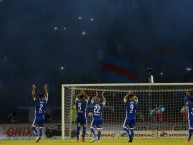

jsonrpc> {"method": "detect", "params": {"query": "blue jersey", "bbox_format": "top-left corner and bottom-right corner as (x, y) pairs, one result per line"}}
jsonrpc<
(75, 98), (88, 120)
(188, 103), (193, 121)
(90, 101), (105, 129)
(124, 99), (138, 120)
(32, 98), (48, 128)
(34, 98), (48, 117)
(91, 101), (105, 120)
(187, 102), (193, 130)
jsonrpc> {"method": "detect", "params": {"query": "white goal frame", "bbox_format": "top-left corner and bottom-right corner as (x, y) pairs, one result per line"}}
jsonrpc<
(61, 83), (193, 139)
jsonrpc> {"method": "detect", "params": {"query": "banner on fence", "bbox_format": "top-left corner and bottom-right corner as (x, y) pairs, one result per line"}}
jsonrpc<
(0, 123), (190, 139)
(158, 131), (188, 138)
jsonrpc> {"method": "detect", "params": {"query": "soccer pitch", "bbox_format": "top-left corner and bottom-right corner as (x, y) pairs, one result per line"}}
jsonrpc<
(0, 138), (189, 145)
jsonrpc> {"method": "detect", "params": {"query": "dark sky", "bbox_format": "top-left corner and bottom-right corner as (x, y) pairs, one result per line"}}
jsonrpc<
(0, 0), (193, 113)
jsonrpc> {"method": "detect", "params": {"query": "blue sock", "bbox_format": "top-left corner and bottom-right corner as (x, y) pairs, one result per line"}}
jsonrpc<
(123, 128), (130, 136)
(91, 128), (96, 138)
(77, 127), (80, 140)
(97, 131), (101, 141)
(39, 129), (43, 137)
(82, 127), (86, 139)
(32, 127), (38, 136)
(188, 130), (192, 141)
(130, 129), (134, 137)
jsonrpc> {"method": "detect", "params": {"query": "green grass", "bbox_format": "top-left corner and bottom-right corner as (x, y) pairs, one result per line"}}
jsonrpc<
(0, 138), (190, 145)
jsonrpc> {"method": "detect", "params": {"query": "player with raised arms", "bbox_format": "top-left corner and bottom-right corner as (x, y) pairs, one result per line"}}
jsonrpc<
(180, 90), (191, 121)
(184, 90), (192, 104)
(90, 91), (106, 143)
(75, 89), (89, 142)
(123, 91), (138, 143)
(184, 90), (193, 143)
(31, 84), (48, 142)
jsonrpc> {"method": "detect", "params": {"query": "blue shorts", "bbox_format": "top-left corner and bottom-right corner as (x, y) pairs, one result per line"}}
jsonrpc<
(90, 119), (103, 129)
(123, 118), (136, 129)
(188, 119), (193, 130)
(32, 116), (45, 128)
(77, 117), (87, 127)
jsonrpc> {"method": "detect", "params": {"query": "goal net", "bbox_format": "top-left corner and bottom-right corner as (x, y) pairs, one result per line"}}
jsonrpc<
(61, 83), (193, 139)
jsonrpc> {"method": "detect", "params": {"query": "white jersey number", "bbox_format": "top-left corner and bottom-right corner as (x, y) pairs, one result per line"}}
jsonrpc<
(94, 105), (101, 113)
(78, 104), (82, 112)
(130, 104), (134, 113)
(78, 106), (82, 111)
(191, 108), (193, 115)
(39, 104), (44, 113)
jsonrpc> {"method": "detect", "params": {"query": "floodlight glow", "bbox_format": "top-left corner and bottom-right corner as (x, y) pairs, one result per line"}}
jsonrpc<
(82, 31), (86, 35)
(186, 67), (192, 71)
(78, 16), (82, 20)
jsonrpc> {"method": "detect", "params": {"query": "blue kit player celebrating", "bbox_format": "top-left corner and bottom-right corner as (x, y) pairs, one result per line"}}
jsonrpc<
(75, 90), (89, 142)
(90, 91), (106, 143)
(184, 90), (192, 104)
(32, 84), (48, 142)
(184, 90), (193, 143)
(123, 91), (138, 143)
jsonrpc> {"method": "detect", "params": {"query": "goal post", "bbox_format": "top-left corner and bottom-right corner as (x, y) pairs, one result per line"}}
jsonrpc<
(61, 83), (193, 139)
